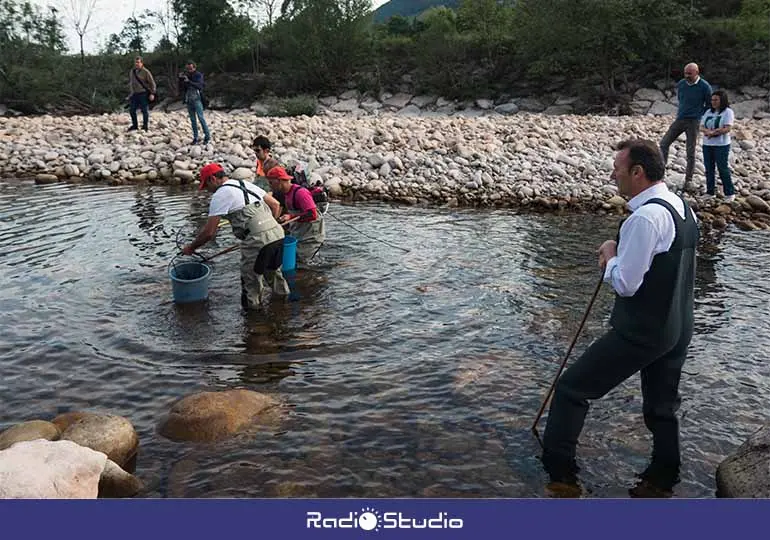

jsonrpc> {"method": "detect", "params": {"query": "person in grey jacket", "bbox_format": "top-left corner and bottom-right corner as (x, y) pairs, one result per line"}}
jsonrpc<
(127, 56), (156, 132)
(178, 61), (211, 145)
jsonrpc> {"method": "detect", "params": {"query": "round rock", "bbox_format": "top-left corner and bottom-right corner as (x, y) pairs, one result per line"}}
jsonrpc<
(158, 389), (279, 443)
(59, 413), (139, 469)
(0, 420), (61, 450)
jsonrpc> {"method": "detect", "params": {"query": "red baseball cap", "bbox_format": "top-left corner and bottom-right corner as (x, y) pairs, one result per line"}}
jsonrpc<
(199, 163), (224, 190)
(266, 166), (293, 182)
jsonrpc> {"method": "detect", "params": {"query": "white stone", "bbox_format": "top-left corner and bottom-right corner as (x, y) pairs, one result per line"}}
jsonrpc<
(332, 99), (359, 112)
(338, 89), (359, 101)
(410, 95), (437, 108)
(0, 439), (107, 499)
(367, 154), (385, 168)
(733, 100), (767, 120)
(360, 100), (382, 113)
(739, 86), (768, 99)
(634, 88), (666, 102)
(173, 170), (194, 180)
(230, 167), (254, 180)
(342, 159), (360, 171)
(397, 105), (422, 116)
(648, 101), (678, 116)
(384, 93), (413, 109)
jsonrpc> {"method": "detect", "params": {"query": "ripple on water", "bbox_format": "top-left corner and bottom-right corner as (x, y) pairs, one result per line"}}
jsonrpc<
(1, 180), (769, 497)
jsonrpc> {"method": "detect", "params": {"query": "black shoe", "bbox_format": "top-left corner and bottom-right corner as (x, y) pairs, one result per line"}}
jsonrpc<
(632, 461), (680, 497)
(127, 126), (138, 132)
(191, 139), (199, 145)
(629, 478), (674, 498)
(142, 126), (148, 131)
(203, 137), (210, 145)
(541, 451), (579, 485)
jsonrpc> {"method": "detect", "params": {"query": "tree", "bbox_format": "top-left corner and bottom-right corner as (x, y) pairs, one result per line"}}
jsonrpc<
(514, 0), (690, 94)
(240, 0), (279, 26)
(740, 0), (770, 107)
(171, 0), (256, 70)
(0, 0), (66, 50)
(104, 12), (154, 55)
(63, 0), (98, 62)
(456, 0), (514, 67)
(269, 0), (373, 91)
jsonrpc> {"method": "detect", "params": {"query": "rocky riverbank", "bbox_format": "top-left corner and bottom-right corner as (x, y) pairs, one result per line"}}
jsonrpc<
(2, 109), (770, 231)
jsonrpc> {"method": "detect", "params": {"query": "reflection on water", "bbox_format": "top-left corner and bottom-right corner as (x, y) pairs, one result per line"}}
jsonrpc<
(1, 178), (769, 498)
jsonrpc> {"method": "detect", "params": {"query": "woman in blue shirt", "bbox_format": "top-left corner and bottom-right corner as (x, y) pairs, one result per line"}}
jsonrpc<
(700, 90), (735, 202)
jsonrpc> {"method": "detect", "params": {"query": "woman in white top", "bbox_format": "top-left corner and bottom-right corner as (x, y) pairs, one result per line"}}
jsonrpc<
(700, 89), (735, 202)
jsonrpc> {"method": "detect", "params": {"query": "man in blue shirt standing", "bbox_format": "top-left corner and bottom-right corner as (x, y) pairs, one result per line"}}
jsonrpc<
(659, 63), (712, 191)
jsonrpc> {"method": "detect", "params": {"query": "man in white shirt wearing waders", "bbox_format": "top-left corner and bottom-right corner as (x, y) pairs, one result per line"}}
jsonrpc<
(541, 139), (699, 497)
(183, 163), (290, 308)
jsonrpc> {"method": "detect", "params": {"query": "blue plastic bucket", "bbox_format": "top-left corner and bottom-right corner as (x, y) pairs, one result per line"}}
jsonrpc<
(283, 236), (297, 272)
(169, 261), (212, 303)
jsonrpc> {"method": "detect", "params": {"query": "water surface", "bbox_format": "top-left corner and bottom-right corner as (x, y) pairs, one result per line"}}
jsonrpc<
(1, 179), (768, 498)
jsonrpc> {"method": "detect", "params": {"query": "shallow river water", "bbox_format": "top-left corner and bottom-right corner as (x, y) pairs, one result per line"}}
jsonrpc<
(2, 179), (769, 497)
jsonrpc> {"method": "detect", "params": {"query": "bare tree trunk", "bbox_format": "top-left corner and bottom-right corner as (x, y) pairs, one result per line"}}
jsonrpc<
(79, 34), (85, 64)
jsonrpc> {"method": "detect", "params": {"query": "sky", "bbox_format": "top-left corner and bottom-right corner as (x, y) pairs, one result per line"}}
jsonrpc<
(31, 0), (390, 54)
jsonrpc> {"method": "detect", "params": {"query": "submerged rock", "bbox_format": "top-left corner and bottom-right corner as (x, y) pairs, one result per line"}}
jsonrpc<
(99, 459), (143, 498)
(158, 389), (279, 442)
(0, 420), (60, 450)
(717, 425), (770, 498)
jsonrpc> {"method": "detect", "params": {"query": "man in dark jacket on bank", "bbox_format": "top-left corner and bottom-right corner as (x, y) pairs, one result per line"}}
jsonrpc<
(541, 139), (699, 498)
(127, 56), (156, 132)
(178, 61), (211, 145)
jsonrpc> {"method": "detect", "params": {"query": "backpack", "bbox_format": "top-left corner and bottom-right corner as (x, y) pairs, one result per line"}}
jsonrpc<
(286, 164), (329, 214)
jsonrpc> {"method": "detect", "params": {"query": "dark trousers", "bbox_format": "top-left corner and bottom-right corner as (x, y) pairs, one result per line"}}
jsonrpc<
(659, 118), (700, 182)
(129, 92), (149, 129)
(542, 327), (691, 485)
(703, 145), (735, 196)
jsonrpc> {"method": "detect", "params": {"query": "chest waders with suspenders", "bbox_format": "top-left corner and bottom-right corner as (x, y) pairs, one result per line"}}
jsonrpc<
(218, 180), (282, 245)
(217, 180), (288, 307)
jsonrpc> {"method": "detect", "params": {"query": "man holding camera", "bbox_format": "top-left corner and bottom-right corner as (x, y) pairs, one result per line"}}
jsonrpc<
(179, 61), (211, 145)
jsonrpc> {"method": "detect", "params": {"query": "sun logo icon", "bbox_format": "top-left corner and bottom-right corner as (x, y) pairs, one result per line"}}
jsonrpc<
(358, 507), (382, 532)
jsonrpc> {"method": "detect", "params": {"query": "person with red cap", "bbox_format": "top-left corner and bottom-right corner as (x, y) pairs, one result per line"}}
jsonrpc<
(183, 163), (289, 307)
(266, 165), (325, 264)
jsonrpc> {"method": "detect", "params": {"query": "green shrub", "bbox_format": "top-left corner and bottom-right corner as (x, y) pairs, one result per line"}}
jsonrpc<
(262, 95), (318, 117)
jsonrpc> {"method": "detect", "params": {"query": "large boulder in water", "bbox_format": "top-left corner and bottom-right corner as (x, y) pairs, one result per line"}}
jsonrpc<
(57, 413), (139, 470)
(0, 439), (106, 498)
(0, 420), (61, 450)
(717, 424), (770, 497)
(158, 389), (278, 442)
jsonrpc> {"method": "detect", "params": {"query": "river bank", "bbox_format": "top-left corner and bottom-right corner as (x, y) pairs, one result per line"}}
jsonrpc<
(2, 110), (770, 231)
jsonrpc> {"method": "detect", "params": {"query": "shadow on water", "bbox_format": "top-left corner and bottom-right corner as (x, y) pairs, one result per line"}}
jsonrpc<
(1, 180), (769, 498)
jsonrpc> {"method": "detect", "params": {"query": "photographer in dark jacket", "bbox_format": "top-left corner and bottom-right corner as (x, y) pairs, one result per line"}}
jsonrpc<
(178, 61), (211, 145)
